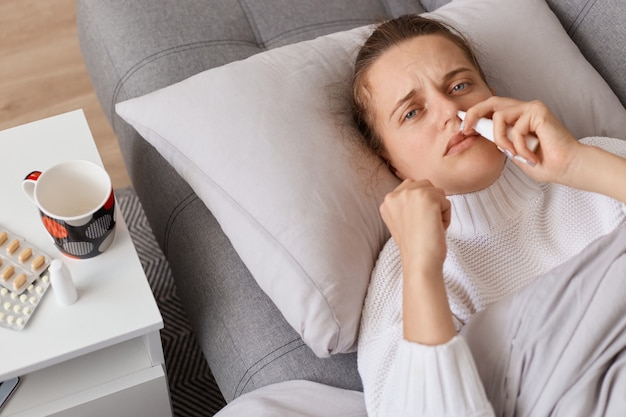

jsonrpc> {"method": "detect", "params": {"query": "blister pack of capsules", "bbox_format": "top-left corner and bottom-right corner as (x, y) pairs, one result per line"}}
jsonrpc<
(0, 224), (52, 330)
(0, 226), (51, 294)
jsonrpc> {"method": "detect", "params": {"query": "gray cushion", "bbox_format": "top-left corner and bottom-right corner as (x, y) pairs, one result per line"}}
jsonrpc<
(419, 0), (451, 11)
(77, 0), (424, 402)
(547, 0), (626, 108)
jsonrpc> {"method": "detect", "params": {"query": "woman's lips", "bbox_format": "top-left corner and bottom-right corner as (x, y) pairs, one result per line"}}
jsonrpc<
(445, 132), (481, 156)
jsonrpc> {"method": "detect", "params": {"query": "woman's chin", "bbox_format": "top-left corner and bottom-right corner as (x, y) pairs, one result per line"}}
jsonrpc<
(444, 153), (506, 194)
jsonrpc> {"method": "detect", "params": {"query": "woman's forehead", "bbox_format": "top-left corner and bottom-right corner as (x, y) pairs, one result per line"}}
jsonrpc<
(367, 35), (476, 99)
(376, 35), (474, 78)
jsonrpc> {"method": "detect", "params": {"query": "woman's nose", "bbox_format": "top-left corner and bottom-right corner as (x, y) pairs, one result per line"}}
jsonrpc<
(431, 93), (459, 130)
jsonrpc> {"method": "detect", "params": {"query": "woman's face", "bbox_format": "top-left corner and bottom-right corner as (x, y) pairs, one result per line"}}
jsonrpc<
(366, 34), (506, 194)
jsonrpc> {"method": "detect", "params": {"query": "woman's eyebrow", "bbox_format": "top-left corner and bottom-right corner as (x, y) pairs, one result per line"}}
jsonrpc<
(389, 89), (418, 121)
(444, 67), (473, 82)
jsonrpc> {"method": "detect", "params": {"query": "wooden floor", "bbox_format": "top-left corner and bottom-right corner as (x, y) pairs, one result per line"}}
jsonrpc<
(0, 0), (131, 189)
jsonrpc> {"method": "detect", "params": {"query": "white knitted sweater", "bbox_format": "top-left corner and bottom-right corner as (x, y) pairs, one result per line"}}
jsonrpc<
(358, 137), (626, 416)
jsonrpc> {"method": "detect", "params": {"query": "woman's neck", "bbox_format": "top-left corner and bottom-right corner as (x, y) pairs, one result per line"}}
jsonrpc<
(446, 160), (542, 237)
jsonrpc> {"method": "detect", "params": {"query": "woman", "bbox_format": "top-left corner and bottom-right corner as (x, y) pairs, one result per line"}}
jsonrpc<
(352, 15), (626, 416)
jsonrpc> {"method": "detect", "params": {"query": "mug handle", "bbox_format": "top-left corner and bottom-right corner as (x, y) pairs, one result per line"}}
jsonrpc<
(22, 171), (42, 204)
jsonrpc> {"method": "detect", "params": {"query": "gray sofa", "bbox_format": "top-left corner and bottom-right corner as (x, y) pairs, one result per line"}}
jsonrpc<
(77, 0), (626, 413)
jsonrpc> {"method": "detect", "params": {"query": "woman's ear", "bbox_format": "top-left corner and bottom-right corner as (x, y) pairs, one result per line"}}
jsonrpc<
(389, 163), (405, 180)
(382, 151), (404, 179)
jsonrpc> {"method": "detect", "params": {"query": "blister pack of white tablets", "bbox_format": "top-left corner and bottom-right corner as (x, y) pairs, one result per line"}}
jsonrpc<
(0, 272), (50, 331)
(0, 225), (51, 295)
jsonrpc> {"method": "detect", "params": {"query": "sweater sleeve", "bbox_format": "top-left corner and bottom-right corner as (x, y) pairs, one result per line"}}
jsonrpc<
(580, 136), (626, 159)
(580, 136), (626, 215)
(358, 239), (494, 417)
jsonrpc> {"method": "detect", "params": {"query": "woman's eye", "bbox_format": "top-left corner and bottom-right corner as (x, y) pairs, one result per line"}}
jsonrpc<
(404, 109), (418, 121)
(452, 82), (468, 93)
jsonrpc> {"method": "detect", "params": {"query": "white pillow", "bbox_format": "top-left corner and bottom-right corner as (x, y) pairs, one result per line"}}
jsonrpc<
(116, 0), (626, 358)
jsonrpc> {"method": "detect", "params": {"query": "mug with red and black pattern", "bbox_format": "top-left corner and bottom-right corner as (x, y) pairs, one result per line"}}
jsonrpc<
(22, 160), (116, 259)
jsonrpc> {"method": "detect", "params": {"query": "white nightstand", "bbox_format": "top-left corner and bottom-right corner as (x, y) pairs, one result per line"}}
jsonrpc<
(0, 110), (172, 417)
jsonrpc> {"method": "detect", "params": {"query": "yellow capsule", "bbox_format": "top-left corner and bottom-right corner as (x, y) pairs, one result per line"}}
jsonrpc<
(7, 239), (20, 255)
(31, 254), (46, 271)
(13, 274), (27, 291)
(1, 265), (15, 282)
(19, 247), (33, 263)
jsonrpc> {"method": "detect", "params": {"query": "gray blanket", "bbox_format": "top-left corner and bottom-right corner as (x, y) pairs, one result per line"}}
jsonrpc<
(463, 225), (626, 416)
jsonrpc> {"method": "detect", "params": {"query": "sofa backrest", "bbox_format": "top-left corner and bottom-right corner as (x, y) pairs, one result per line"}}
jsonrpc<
(547, 0), (626, 108)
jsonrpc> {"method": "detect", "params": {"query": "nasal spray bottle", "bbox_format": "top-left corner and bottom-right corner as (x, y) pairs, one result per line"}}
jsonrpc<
(458, 110), (539, 165)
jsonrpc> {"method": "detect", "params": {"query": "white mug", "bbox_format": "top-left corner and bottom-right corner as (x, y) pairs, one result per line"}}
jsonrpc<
(22, 160), (116, 259)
